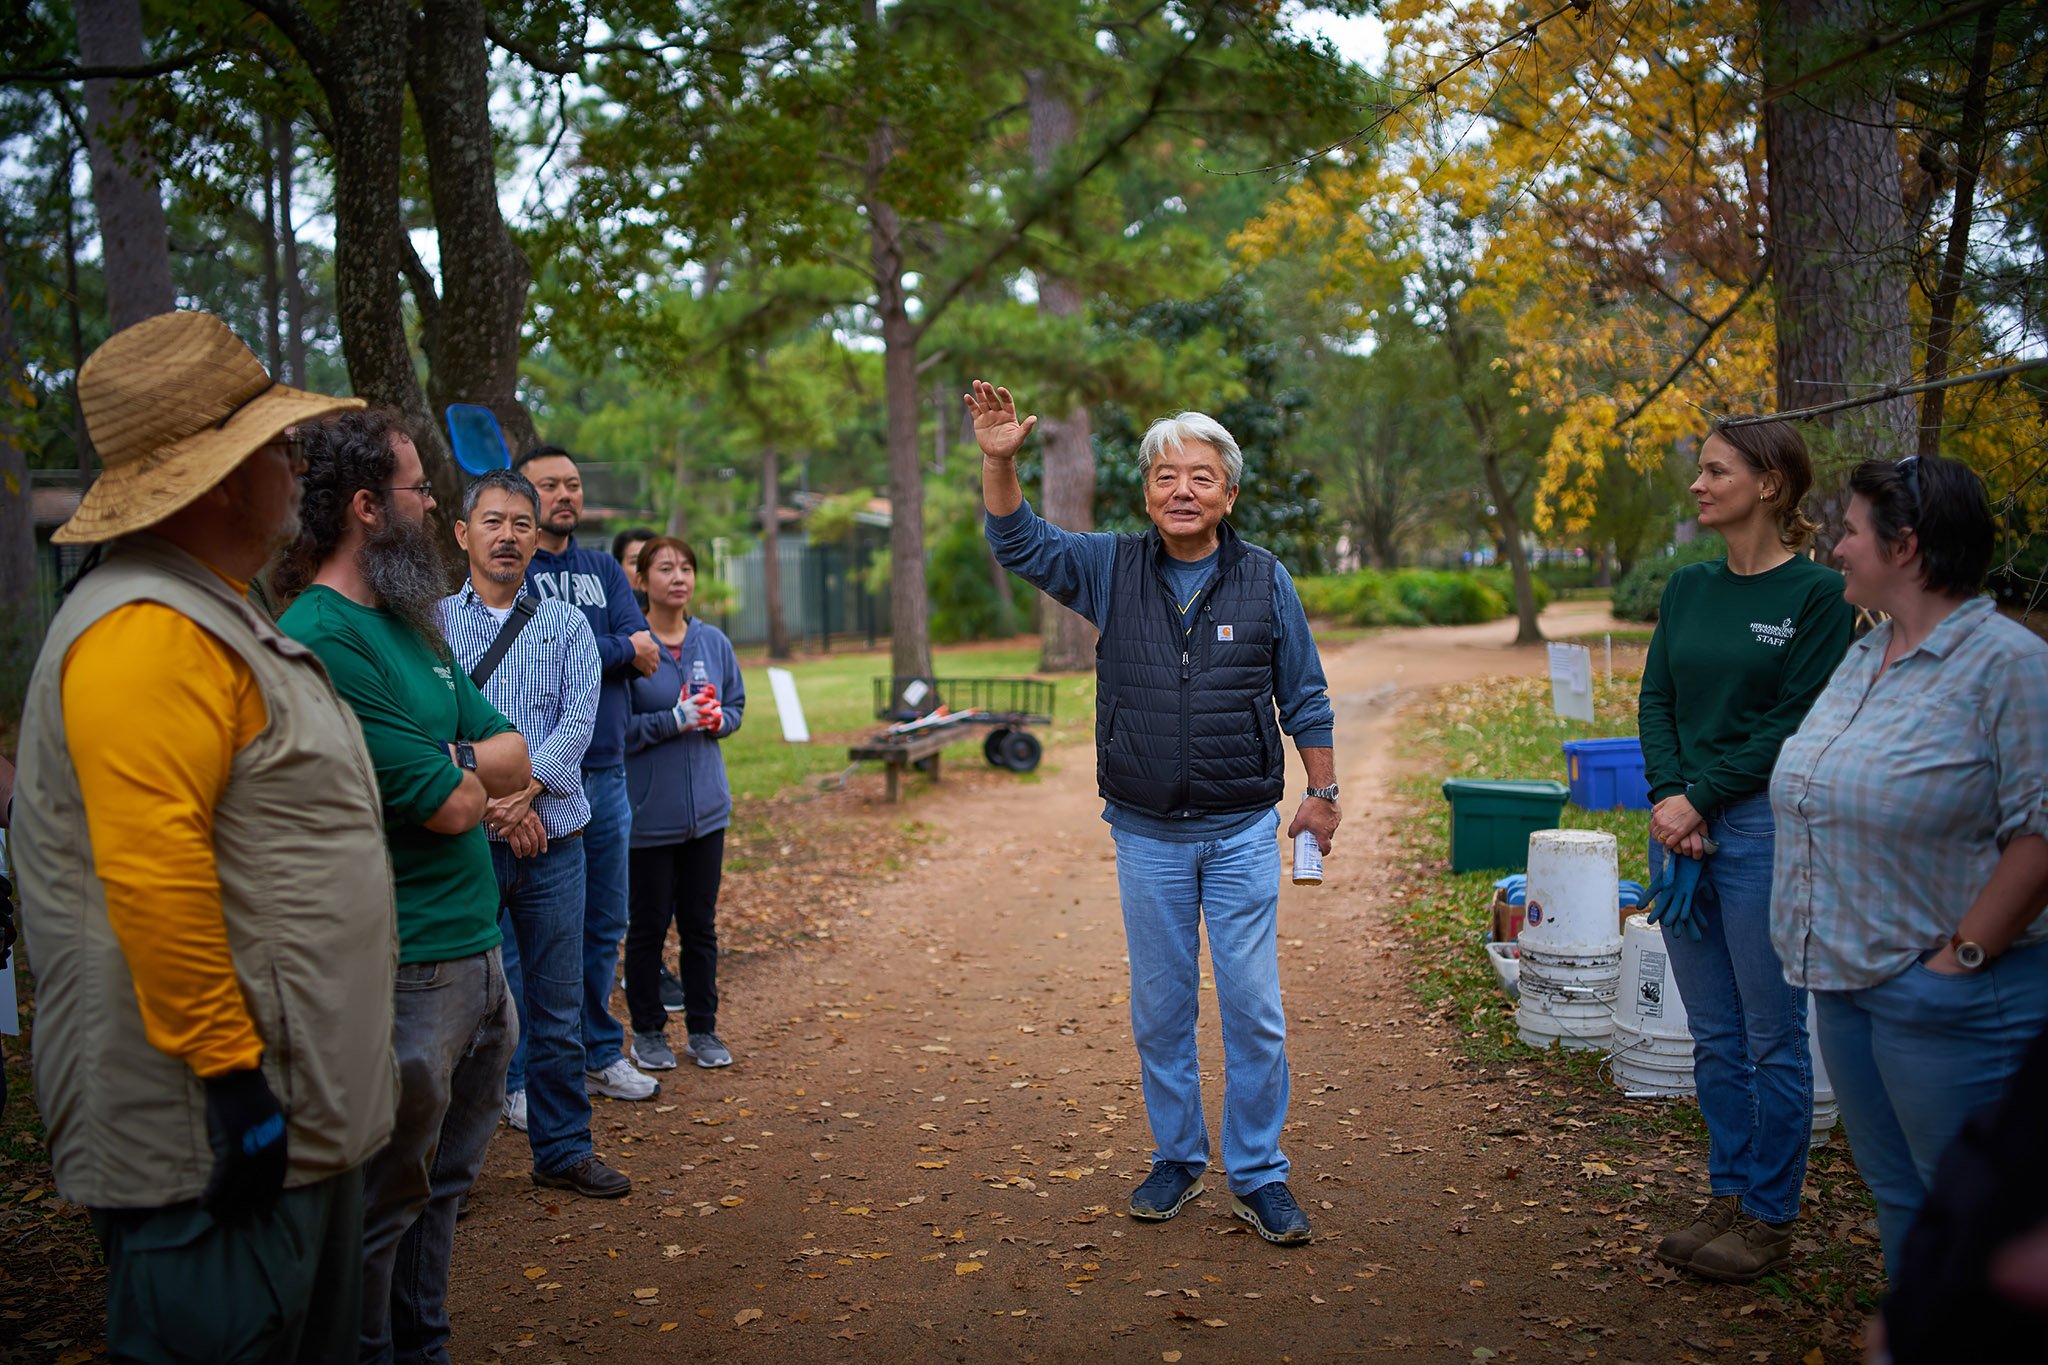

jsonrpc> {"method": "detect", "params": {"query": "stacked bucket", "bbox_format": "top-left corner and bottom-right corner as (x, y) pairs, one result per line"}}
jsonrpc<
(1515, 830), (1623, 1050)
(1605, 911), (1839, 1144)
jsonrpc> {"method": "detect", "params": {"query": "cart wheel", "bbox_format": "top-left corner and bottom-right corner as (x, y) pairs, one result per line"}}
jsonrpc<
(1000, 730), (1042, 773)
(913, 754), (938, 774)
(983, 727), (1014, 767)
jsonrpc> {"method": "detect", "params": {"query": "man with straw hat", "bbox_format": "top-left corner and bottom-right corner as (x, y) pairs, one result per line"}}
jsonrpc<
(11, 310), (400, 1360)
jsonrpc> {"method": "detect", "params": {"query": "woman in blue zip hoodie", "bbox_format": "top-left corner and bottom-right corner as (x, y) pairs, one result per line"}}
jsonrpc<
(623, 537), (746, 1071)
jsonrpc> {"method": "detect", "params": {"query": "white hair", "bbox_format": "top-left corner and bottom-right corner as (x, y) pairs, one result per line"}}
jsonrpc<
(1137, 412), (1244, 488)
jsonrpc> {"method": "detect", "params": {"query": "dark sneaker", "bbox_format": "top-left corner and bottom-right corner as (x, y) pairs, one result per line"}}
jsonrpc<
(1654, 1194), (1740, 1269)
(1689, 1215), (1796, 1283)
(1232, 1182), (1312, 1245)
(686, 1032), (733, 1069)
(533, 1155), (632, 1199)
(660, 966), (687, 1013)
(631, 1030), (677, 1071)
(1128, 1163), (1205, 1221)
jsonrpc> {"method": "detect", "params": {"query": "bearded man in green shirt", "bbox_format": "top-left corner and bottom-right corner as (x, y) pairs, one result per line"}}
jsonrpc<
(278, 409), (531, 1362)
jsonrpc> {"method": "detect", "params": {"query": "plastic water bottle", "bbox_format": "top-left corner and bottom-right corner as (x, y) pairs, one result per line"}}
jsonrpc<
(1291, 831), (1324, 886)
(690, 656), (714, 702)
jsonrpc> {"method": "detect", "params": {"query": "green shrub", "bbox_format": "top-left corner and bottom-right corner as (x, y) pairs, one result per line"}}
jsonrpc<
(1475, 567), (1552, 613)
(1612, 534), (1728, 621)
(1297, 567), (1552, 628)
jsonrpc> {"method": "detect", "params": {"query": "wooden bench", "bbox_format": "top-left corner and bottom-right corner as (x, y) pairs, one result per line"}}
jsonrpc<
(846, 729), (957, 803)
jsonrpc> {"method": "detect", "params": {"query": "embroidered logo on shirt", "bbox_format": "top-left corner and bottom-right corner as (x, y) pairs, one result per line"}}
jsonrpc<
(1217, 624), (1235, 641)
(434, 664), (455, 690)
(1750, 617), (1797, 648)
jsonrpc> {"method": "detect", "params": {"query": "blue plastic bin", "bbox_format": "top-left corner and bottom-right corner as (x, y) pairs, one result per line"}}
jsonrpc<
(1561, 737), (1652, 811)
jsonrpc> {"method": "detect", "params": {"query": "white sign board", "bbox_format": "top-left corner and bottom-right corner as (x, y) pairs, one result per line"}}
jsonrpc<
(1548, 642), (1595, 723)
(767, 667), (811, 743)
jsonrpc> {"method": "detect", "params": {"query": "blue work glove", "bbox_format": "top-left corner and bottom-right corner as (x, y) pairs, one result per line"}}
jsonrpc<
(201, 1067), (288, 1221)
(1644, 853), (1705, 941)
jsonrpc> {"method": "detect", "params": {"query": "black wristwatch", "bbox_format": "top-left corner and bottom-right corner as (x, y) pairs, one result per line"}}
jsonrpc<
(1305, 784), (1340, 802)
(451, 740), (478, 772)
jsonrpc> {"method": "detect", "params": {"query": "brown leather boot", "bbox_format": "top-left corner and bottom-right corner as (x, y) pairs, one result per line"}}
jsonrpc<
(1689, 1214), (1796, 1283)
(1653, 1194), (1740, 1269)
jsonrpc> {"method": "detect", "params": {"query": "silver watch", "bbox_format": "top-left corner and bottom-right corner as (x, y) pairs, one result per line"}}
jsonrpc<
(1305, 784), (1339, 801)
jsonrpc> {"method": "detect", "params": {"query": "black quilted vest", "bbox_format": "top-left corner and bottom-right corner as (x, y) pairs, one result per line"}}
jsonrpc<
(1095, 521), (1284, 817)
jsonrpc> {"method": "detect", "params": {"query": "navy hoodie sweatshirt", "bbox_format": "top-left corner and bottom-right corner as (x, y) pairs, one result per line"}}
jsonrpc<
(625, 619), (745, 846)
(526, 536), (651, 770)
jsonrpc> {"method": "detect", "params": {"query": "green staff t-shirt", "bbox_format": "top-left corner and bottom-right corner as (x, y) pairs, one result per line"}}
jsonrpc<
(1637, 553), (1853, 816)
(281, 585), (514, 964)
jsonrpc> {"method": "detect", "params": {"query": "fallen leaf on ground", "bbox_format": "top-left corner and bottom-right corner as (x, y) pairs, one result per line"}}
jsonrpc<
(735, 1308), (764, 1326)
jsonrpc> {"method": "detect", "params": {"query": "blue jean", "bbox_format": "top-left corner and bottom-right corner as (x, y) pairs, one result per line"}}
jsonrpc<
(360, 947), (517, 1364)
(504, 767), (631, 1086)
(491, 838), (592, 1175)
(1813, 941), (2048, 1277)
(1111, 809), (1291, 1195)
(1650, 793), (1811, 1224)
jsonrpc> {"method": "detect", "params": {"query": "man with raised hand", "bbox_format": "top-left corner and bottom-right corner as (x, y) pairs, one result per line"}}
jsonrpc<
(276, 409), (530, 1361)
(439, 468), (631, 1199)
(13, 311), (395, 1359)
(514, 444), (663, 1105)
(970, 379), (1339, 1246)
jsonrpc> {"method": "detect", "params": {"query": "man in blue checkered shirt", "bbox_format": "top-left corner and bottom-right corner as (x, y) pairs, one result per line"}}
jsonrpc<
(439, 469), (628, 1199)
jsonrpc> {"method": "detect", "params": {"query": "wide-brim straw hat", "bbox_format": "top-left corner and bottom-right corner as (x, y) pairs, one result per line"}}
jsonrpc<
(54, 310), (364, 544)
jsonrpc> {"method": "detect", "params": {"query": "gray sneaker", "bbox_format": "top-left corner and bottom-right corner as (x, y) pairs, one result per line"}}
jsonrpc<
(685, 1032), (733, 1068)
(631, 1030), (677, 1071)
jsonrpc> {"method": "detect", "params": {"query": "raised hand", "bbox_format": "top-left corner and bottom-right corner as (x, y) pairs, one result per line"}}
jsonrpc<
(964, 380), (1038, 461)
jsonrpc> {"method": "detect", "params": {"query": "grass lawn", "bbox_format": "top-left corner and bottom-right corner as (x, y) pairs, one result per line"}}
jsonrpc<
(1390, 670), (1885, 1324)
(721, 642), (1098, 806)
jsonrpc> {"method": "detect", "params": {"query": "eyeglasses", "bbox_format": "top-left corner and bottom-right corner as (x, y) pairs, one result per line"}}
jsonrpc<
(1896, 455), (1921, 508)
(379, 482), (436, 498)
(266, 433), (306, 471)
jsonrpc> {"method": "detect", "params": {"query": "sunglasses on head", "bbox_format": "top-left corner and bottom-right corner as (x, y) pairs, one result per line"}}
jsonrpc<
(1896, 455), (1921, 508)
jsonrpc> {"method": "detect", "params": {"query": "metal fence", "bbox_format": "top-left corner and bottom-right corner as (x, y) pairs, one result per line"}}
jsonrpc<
(711, 532), (890, 651)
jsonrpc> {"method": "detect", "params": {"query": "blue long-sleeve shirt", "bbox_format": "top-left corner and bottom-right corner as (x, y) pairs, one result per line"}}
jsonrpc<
(986, 500), (1335, 842)
(525, 536), (651, 770)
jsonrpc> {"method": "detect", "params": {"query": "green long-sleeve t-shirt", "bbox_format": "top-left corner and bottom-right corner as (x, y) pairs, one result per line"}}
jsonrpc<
(1637, 554), (1854, 817)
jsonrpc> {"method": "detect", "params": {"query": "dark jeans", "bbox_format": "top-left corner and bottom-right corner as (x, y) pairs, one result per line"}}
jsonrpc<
(625, 830), (725, 1035)
(360, 947), (517, 1365)
(91, 1166), (366, 1365)
(504, 767), (630, 1084)
(491, 838), (592, 1174)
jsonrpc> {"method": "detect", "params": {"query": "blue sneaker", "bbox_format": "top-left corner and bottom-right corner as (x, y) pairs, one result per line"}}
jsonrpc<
(1128, 1163), (1205, 1221)
(1232, 1182), (1312, 1245)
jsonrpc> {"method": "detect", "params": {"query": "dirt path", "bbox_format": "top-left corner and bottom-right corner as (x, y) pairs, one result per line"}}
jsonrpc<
(448, 603), (1797, 1364)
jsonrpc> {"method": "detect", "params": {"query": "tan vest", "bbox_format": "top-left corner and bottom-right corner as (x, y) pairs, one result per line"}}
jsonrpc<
(13, 536), (399, 1207)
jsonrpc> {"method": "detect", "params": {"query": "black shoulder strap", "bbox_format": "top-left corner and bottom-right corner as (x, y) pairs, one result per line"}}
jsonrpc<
(469, 595), (539, 689)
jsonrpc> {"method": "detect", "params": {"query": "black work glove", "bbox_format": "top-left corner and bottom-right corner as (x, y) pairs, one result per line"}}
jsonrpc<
(201, 1067), (289, 1221)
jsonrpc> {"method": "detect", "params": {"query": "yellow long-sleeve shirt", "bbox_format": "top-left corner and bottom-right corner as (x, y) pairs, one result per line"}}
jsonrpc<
(62, 577), (269, 1078)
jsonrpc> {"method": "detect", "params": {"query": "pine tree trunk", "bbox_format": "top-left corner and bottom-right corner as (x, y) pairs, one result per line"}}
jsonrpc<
(317, 0), (444, 465)
(1, 243), (41, 660)
(1762, 0), (1916, 501)
(279, 119), (307, 385)
(762, 444), (791, 659)
(1916, 2), (2000, 458)
(76, 0), (174, 330)
(261, 113), (282, 372)
(410, 0), (538, 457)
(1027, 69), (1098, 673)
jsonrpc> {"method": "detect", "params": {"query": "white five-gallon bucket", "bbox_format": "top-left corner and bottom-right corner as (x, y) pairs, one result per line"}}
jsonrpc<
(1516, 830), (1623, 1051)
(1610, 913), (1696, 1096)
(1809, 1008), (1838, 1145)
(1518, 830), (1622, 958)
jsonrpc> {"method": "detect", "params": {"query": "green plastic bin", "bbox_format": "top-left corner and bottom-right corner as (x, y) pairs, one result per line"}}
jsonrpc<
(1440, 778), (1570, 874)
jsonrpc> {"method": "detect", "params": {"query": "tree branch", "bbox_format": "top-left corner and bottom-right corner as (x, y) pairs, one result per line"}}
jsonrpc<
(1719, 359), (2048, 429)
(1761, 0), (2008, 104)
(1614, 264), (1767, 429)
(0, 43), (222, 84)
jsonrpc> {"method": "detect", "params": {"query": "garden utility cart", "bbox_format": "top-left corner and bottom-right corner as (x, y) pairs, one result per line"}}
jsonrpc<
(847, 676), (1056, 802)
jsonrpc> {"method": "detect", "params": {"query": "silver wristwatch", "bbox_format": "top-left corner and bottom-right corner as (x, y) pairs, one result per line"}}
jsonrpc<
(1305, 784), (1339, 801)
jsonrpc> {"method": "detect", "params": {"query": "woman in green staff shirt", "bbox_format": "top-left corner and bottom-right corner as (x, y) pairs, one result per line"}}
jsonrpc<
(1636, 420), (1853, 1283)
